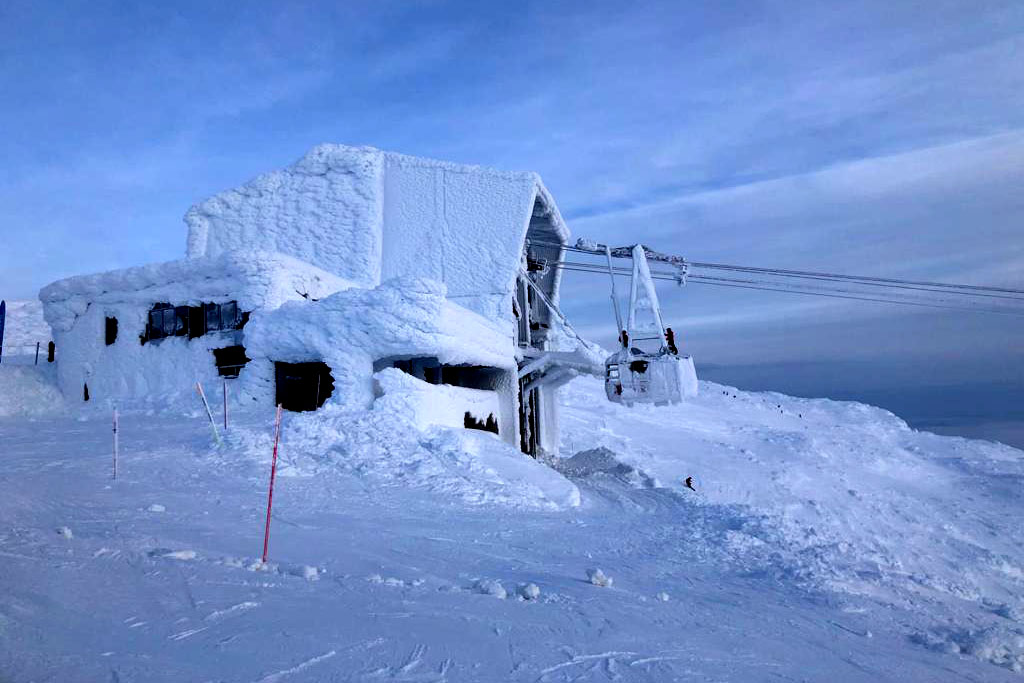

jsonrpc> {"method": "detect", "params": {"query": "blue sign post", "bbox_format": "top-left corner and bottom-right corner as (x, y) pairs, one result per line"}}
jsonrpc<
(0, 300), (6, 364)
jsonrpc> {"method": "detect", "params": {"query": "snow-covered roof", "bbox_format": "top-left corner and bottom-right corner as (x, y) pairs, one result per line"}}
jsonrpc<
(39, 251), (353, 332)
(184, 144), (570, 320)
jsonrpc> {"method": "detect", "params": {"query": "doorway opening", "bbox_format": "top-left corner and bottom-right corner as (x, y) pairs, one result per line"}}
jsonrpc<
(274, 361), (334, 412)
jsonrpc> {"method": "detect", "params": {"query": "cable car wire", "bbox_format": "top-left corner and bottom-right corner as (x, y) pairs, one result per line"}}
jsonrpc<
(527, 239), (1024, 300)
(551, 261), (1024, 317)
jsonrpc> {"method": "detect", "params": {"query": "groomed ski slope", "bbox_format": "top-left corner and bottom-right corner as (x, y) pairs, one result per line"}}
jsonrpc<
(1, 374), (1022, 681)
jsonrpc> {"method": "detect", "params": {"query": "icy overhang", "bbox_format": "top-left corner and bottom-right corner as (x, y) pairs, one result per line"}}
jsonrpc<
(39, 251), (355, 333)
(245, 277), (517, 376)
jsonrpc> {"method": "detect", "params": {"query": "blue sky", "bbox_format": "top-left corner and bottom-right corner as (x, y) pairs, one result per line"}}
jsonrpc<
(2, 1), (1023, 437)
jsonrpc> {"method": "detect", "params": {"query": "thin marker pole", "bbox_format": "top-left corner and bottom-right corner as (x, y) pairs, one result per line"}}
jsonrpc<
(223, 380), (228, 431)
(34, 342), (40, 366)
(112, 409), (119, 480)
(262, 405), (284, 564)
(195, 382), (222, 446)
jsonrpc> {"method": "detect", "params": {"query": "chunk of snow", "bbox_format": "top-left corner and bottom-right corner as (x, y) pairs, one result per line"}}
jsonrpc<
(518, 583), (540, 601)
(56, 526), (73, 539)
(587, 568), (612, 587)
(162, 550), (197, 561)
(291, 565), (320, 581)
(475, 579), (507, 599)
(147, 504), (166, 513)
(656, 591), (670, 602)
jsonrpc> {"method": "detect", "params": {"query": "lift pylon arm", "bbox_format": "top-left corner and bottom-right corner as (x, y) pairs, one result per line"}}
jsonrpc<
(576, 239), (689, 284)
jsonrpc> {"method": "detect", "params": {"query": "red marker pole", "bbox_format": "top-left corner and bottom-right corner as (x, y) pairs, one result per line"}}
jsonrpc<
(261, 405), (284, 563)
(112, 408), (119, 480)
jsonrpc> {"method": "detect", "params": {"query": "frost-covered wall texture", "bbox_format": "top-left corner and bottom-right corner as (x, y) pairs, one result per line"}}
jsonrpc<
(185, 145), (568, 322)
(185, 146), (384, 288)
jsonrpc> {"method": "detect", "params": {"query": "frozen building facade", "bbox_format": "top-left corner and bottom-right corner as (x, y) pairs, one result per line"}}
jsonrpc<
(40, 145), (598, 456)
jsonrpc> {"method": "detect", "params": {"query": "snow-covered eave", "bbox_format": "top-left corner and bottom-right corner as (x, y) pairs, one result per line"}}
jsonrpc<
(380, 147), (540, 184)
(532, 181), (570, 244)
(478, 178), (571, 320)
(436, 299), (517, 371)
(39, 251), (356, 332)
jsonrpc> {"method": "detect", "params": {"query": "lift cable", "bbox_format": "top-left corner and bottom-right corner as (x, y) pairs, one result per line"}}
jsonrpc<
(686, 263), (1024, 302)
(556, 261), (1024, 317)
(688, 260), (1024, 297)
(551, 261), (1024, 317)
(527, 239), (1024, 300)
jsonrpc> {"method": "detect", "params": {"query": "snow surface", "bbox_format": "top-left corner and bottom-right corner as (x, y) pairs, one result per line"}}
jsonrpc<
(1, 375), (1022, 680)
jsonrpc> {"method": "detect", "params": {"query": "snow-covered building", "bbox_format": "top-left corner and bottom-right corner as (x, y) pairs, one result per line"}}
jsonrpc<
(40, 145), (597, 456)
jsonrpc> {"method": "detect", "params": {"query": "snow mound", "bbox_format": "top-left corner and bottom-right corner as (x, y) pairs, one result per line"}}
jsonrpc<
(517, 583), (540, 601)
(0, 365), (63, 417)
(237, 399), (580, 511)
(474, 579), (507, 599)
(587, 568), (613, 587)
(912, 626), (1024, 673)
(553, 446), (656, 488)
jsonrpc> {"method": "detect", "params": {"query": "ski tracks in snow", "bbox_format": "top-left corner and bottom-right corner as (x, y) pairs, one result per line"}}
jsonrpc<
(254, 649), (337, 682)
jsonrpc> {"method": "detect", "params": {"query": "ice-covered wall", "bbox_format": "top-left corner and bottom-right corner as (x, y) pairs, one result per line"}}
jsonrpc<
(39, 252), (352, 408)
(185, 144), (570, 322)
(380, 153), (543, 321)
(185, 146), (384, 287)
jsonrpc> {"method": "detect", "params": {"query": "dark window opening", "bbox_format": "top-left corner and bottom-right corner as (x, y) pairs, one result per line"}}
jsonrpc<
(275, 361), (334, 412)
(376, 356), (506, 437)
(464, 412), (499, 434)
(144, 303), (175, 343)
(374, 356), (505, 391)
(174, 306), (189, 337)
(188, 307), (205, 339)
(142, 300), (246, 344)
(105, 317), (118, 345)
(628, 359), (649, 374)
(213, 345), (250, 378)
